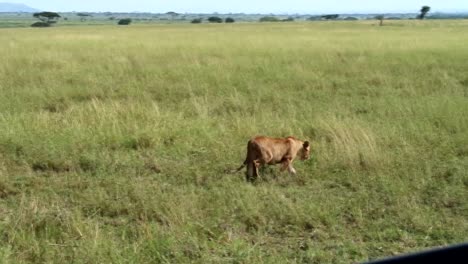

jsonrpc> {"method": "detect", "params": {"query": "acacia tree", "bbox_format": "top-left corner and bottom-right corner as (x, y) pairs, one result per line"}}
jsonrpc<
(418, 6), (431, 19)
(166, 11), (179, 20)
(77, 13), (92, 22)
(33, 12), (61, 24)
(375, 15), (384, 26)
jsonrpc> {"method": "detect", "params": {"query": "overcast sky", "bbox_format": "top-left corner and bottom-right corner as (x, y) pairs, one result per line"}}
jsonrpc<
(6, 0), (468, 13)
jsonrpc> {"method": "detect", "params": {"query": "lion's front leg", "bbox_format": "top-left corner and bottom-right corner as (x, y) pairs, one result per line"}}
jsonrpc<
(287, 165), (297, 175)
(280, 156), (297, 175)
(280, 157), (292, 172)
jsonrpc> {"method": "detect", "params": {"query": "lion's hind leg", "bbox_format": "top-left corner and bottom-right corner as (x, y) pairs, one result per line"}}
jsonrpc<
(246, 160), (260, 182)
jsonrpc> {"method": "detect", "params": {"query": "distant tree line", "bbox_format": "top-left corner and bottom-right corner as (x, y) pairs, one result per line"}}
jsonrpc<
(191, 17), (236, 24)
(322, 14), (339, 20)
(259, 16), (295, 22)
(29, 5), (435, 28)
(307, 14), (340, 21)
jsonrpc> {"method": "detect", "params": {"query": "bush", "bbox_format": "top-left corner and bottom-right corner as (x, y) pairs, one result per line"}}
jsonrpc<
(321, 14), (339, 20)
(225, 17), (235, 23)
(118, 18), (132, 25)
(282, 17), (294, 22)
(191, 18), (202, 24)
(31, 22), (51, 27)
(259, 16), (280, 22)
(208, 16), (223, 23)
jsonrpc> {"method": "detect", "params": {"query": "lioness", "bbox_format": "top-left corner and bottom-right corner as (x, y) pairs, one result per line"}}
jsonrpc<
(234, 136), (311, 181)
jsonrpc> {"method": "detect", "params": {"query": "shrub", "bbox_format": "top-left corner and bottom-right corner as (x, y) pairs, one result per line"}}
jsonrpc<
(282, 17), (295, 22)
(321, 14), (340, 20)
(118, 18), (132, 25)
(225, 17), (235, 23)
(191, 18), (202, 24)
(31, 22), (51, 27)
(208, 16), (223, 23)
(259, 16), (280, 22)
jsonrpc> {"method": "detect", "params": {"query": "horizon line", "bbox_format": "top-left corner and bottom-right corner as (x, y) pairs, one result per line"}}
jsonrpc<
(5, 10), (468, 15)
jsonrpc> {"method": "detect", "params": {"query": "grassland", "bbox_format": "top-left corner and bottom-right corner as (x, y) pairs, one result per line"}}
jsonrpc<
(0, 20), (467, 263)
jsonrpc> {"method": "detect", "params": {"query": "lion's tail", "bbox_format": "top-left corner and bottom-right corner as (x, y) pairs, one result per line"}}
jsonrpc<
(227, 158), (247, 174)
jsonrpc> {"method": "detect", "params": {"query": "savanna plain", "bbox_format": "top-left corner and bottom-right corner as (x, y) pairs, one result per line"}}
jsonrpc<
(0, 20), (467, 263)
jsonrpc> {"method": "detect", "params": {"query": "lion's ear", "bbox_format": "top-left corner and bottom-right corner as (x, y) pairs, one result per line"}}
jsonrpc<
(303, 141), (310, 148)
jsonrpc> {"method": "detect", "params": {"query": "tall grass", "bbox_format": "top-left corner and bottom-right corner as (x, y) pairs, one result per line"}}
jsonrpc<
(0, 21), (467, 263)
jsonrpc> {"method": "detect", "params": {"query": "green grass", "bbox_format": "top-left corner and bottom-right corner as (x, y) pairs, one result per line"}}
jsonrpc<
(0, 21), (467, 263)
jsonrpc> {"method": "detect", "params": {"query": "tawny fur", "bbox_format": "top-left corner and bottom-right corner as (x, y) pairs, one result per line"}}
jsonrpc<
(234, 136), (311, 181)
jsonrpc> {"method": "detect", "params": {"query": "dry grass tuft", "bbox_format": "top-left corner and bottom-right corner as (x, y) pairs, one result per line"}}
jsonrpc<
(315, 115), (383, 171)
